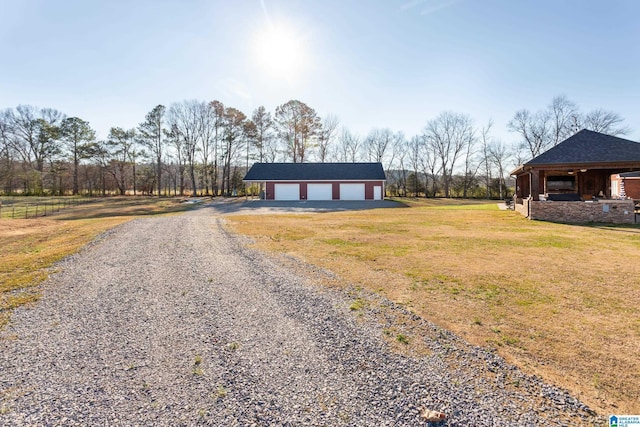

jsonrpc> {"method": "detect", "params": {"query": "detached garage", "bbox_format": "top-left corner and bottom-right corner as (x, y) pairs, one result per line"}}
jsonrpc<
(243, 162), (386, 201)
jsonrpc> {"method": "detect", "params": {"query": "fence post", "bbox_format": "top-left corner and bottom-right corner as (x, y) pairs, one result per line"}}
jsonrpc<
(25, 204), (28, 219)
(35, 204), (39, 218)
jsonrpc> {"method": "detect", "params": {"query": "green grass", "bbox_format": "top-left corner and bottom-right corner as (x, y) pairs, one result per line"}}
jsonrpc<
(349, 298), (365, 311)
(396, 333), (410, 345)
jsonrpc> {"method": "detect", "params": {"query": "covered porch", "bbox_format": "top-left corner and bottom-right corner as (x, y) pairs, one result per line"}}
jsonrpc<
(510, 130), (640, 224)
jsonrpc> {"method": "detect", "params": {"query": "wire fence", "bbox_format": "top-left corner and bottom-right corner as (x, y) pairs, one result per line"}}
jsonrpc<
(0, 197), (96, 219)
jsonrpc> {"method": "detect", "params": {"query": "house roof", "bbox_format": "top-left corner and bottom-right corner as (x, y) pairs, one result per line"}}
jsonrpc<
(525, 129), (640, 166)
(243, 162), (386, 181)
(619, 171), (640, 178)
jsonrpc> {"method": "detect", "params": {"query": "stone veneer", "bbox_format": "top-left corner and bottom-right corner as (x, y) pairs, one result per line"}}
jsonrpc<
(520, 199), (636, 224)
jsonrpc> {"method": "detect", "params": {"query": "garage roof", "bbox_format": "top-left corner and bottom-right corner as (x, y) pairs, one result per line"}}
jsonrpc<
(243, 162), (386, 181)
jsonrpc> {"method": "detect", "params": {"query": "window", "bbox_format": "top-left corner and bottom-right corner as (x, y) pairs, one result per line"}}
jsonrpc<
(611, 180), (620, 197)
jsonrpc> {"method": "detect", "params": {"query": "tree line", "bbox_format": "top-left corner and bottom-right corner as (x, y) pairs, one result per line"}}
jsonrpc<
(0, 95), (630, 198)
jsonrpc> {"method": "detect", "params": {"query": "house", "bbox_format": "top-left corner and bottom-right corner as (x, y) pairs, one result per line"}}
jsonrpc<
(242, 162), (386, 201)
(611, 171), (640, 199)
(510, 129), (640, 224)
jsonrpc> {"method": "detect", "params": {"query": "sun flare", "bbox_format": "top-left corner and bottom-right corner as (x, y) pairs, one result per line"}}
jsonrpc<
(254, 24), (307, 78)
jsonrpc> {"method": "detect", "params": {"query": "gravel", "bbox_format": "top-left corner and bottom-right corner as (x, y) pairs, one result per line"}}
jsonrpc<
(0, 206), (603, 426)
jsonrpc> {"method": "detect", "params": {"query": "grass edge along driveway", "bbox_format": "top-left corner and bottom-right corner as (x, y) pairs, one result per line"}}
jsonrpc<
(226, 198), (640, 415)
(0, 197), (194, 329)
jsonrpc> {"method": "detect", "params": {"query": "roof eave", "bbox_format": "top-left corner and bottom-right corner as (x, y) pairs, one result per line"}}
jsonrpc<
(523, 160), (640, 170)
(510, 165), (525, 176)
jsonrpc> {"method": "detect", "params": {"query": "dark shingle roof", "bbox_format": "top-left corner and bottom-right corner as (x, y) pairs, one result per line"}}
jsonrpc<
(243, 162), (386, 181)
(525, 129), (640, 166)
(620, 171), (640, 178)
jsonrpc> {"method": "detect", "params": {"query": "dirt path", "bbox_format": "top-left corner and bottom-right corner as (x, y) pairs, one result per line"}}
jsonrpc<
(0, 207), (600, 426)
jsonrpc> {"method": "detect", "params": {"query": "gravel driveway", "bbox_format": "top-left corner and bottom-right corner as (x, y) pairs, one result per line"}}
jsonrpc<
(0, 206), (601, 426)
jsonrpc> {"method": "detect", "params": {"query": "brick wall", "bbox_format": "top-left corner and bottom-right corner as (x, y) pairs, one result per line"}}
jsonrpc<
(624, 179), (640, 199)
(528, 200), (635, 224)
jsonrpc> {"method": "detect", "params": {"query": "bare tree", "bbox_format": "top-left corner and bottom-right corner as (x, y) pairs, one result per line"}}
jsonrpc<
(507, 109), (551, 159)
(317, 114), (339, 162)
(198, 102), (217, 195)
(103, 127), (136, 195)
(549, 95), (580, 146)
(209, 100), (225, 195)
(167, 101), (202, 196)
(460, 123), (479, 198)
(419, 137), (439, 197)
(337, 127), (361, 162)
(488, 140), (511, 200)
(247, 106), (274, 163)
(407, 135), (423, 197)
(9, 105), (38, 169)
(424, 112), (474, 198)
(165, 124), (186, 195)
(391, 132), (408, 196)
(4, 105), (66, 193)
(580, 109), (631, 135)
(509, 95), (631, 160)
(138, 105), (166, 196)
(364, 128), (393, 166)
(221, 107), (247, 195)
(479, 120), (493, 199)
(0, 109), (17, 193)
(275, 100), (321, 163)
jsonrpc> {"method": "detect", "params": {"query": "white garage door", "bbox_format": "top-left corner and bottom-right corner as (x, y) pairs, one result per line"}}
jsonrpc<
(274, 183), (300, 200)
(307, 183), (333, 200)
(339, 183), (365, 200)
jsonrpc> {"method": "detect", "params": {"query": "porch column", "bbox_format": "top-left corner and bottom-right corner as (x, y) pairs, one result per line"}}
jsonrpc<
(530, 170), (540, 201)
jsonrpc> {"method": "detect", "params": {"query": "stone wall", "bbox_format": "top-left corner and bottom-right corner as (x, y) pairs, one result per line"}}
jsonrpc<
(514, 198), (529, 217)
(528, 199), (636, 224)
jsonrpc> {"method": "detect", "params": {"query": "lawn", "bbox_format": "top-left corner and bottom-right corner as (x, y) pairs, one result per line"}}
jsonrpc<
(226, 198), (640, 415)
(0, 197), (194, 328)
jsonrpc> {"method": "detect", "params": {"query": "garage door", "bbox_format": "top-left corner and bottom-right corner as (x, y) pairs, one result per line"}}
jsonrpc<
(274, 183), (300, 200)
(307, 183), (333, 200)
(339, 183), (365, 200)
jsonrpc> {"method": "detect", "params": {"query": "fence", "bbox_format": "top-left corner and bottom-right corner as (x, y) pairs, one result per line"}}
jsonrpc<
(0, 197), (95, 219)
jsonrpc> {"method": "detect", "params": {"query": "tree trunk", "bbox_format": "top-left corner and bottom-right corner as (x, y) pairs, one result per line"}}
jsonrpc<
(156, 157), (162, 197)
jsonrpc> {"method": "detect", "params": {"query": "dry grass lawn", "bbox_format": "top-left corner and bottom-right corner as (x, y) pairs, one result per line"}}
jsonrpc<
(226, 198), (640, 415)
(0, 197), (193, 328)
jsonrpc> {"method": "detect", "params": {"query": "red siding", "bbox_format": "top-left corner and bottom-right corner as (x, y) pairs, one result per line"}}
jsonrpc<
(300, 183), (307, 200)
(265, 182), (275, 200)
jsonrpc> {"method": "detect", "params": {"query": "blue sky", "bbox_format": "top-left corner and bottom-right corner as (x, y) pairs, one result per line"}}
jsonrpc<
(1, 0), (639, 144)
